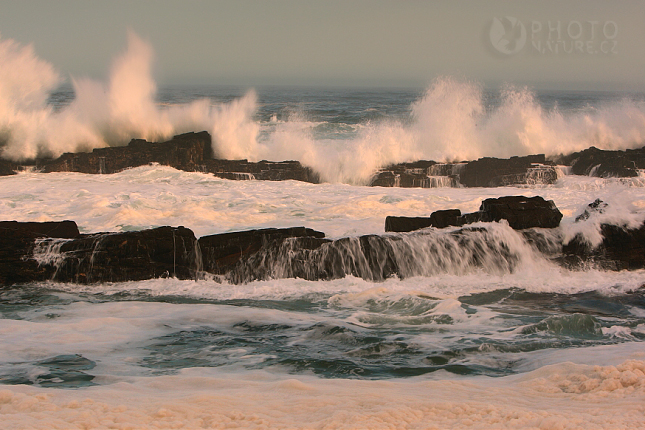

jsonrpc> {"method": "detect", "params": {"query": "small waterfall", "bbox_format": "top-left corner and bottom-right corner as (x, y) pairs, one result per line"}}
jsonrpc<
(525, 164), (559, 185)
(555, 165), (571, 177)
(224, 223), (557, 284)
(588, 164), (601, 177)
(32, 238), (72, 267)
(232, 172), (255, 180)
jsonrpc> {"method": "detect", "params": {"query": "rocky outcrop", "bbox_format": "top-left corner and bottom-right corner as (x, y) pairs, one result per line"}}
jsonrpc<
(0, 224), (200, 285)
(458, 155), (558, 187)
(472, 196), (563, 229)
(385, 196), (562, 232)
(562, 223), (645, 270)
(370, 146), (645, 189)
(370, 161), (461, 188)
(0, 221), (80, 285)
(33, 131), (319, 183)
(0, 159), (18, 176)
(205, 159), (320, 183)
(2, 205), (643, 286)
(198, 227), (328, 280)
(385, 210), (462, 233)
(561, 199), (645, 270)
(0, 221), (80, 238)
(40, 132), (214, 174)
(553, 146), (645, 178)
(215, 227), (531, 283)
(370, 155), (558, 188)
(50, 226), (200, 283)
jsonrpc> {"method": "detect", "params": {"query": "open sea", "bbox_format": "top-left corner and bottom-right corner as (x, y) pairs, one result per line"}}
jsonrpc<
(2, 34), (645, 429)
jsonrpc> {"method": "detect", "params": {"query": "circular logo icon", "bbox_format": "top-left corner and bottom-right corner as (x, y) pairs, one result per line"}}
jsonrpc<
(490, 17), (526, 55)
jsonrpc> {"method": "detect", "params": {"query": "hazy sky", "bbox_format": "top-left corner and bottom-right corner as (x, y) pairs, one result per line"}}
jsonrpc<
(0, 0), (643, 90)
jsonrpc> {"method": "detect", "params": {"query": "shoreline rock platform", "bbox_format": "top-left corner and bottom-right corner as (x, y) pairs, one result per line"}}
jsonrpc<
(1, 131), (644, 187)
(1, 197), (642, 286)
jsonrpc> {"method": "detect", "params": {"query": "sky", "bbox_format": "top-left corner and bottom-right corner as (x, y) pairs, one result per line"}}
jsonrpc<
(0, 0), (643, 90)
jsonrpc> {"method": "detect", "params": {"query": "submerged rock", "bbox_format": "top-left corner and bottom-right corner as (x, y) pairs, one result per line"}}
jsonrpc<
(575, 199), (608, 222)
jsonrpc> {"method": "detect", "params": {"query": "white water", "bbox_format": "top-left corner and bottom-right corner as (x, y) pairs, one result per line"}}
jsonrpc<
(2, 165), (645, 240)
(2, 169), (645, 428)
(1, 33), (645, 184)
(2, 353), (644, 429)
(0, 294), (643, 429)
(2, 30), (645, 429)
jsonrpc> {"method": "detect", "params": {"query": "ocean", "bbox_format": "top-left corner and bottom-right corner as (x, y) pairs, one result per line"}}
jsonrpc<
(2, 35), (645, 429)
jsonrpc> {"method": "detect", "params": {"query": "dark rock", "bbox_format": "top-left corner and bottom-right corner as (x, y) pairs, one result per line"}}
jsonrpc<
(40, 132), (214, 174)
(430, 209), (463, 228)
(198, 227), (328, 276)
(0, 228), (55, 285)
(385, 209), (462, 232)
(385, 196), (562, 233)
(370, 161), (460, 188)
(0, 159), (18, 176)
(0, 220), (80, 238)
(205, 159), (320, 183)
(50, 226), (200, 283)
(33, 131), (320, 184)
(221, 225), (537, 283)
(385, 217), (434, 233)
(459, 154), (558, 187)
(0, 223), (199, 285)
(370, 155), (557, 188)
(0, 221), (80, 285)
(575, 199), (608, 222)
(562, 223), (645, 270)
(477, 196), (563, 229)
(552, 146), (645, 177)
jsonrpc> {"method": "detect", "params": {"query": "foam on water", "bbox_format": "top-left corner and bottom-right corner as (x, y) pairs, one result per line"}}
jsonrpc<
(3, 165), (645, 240)
(0, 350), (643, 429)
(2, 30), (645, 429)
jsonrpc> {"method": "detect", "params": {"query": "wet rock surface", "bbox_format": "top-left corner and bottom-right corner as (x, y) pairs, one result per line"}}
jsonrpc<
(385, 196), (563, 232)
(562, 224), (645, 270)
(199, 227), (328, 277)
(385, 210), (462, 233)
(51, 226), (200, 283)
(39, 132), (214, 174)
(1, 204), (644, 286)
(0, 221), (80, 239)
(371, 155), (559, 188)
(0, 159), (18, 176)
(476, 196), (563, 229)
(20, 131), (319, 183)
(553, 146), (645, 178)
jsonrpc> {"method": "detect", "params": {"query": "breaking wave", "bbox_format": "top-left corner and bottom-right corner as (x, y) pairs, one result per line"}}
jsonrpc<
(1, 32), (644, 185)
